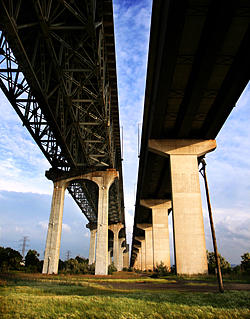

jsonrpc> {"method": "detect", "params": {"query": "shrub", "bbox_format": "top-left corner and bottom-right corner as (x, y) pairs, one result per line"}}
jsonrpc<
(108, 262), (117, 275)
(154, 261), (170, 277)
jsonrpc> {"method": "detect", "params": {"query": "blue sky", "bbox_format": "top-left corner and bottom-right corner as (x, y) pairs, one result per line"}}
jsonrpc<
(0, 0), (249, 264)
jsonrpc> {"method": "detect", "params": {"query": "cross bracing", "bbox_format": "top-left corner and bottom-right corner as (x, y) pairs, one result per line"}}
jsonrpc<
(0, 0), (125, 226)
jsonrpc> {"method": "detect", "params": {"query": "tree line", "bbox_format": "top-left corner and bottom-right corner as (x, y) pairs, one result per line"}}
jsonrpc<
(0, 246), (249, 275)
(0, 246), (117, 274)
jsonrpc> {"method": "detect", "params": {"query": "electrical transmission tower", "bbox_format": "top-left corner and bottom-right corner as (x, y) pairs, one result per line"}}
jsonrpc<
(20, 236), (29, 259)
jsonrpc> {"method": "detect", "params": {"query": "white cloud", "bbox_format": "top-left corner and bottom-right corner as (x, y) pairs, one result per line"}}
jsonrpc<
(62, 223), (71, 233)
(15, 226), (24, 233)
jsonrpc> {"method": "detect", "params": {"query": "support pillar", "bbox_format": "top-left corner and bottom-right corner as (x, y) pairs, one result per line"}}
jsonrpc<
(109, 223), (124, 271)
(123, 244), (129, 269)
(138, 224), (153, 270)
(42, 181), (66, 274)
(108, 249), (112, 265)
(136, 236), (146, 270)
(149, 139), (216, 275)
(118, 238), (125, 271)
(141, 200), (171, 269)
(136, 248), (142, 270)
(94, 169), (119, 275)
(86, 224), (97, 265)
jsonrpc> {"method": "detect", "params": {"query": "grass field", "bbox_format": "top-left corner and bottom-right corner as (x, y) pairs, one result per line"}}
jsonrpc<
(0, 272), (249, 319)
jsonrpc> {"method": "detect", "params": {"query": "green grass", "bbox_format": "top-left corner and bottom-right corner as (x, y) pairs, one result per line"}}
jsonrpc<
(0, 272), (249, 319)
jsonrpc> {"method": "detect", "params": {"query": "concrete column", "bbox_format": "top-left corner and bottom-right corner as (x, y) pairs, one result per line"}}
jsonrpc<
(148, 139), (216, 275)
(108, 249), (112, 265)
(109, 223), (123, 271)
(136, 248), (142, 270)
(123, 244), (129, 269)
(141, 199), (171, 269)
(42, 181), (66, 274)
(94, 169), (119, 275)
(135, 237), (146, 271)
(141, 240), (146, 271)
(137, 225), (153, 270)
(118, 238), (124, 271)
(134, 257), (138, 269)
(88, 228), (97, 265)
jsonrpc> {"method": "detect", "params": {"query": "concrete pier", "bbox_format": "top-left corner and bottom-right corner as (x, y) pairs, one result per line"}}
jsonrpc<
(118, 238), (125, 271)
(42, 181), (66, 274)
(94, 170), (119, 275)
(109, 223), (124, 271)
(148, 139), (216, 275)
(141, 199), (171, 269)
(42, 169), (118, 276)
(123, 244), (129, 269)
(136, 236), (146, 270)
(137, 224), (153, 270)
(87, 225), (97, 265)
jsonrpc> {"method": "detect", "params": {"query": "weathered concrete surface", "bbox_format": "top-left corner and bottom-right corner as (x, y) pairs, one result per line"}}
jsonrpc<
(94, 169), (119, 275)
(135, 236), (146, 271)
(118, 238), (125, 271)
(109, 223), (124, 271)
(42, 169), (118, 276)
(137, 224), (153, 270)
(148, 139), (216, 157)
(88, 228), (97, 265)
(141, 199), (171, 269)
(149, 139), (216, 275)
(123, 244), (129, 269)
(42, 181), (66, 274)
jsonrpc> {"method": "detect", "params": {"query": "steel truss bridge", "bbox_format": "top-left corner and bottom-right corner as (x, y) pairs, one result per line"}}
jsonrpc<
(0, 0), (125, 235)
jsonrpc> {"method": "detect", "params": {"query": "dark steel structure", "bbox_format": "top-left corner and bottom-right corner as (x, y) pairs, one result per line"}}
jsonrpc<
(131, 0), (250, 265)
(0, 0), (125, 229)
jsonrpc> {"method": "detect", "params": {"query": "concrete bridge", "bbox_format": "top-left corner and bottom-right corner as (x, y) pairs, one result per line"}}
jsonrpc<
(0, 0), (128, 275)
(131, 0), (250, 274)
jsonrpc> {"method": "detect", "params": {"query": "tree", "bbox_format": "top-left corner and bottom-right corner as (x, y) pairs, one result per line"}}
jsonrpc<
(25, 250), (40, 272)
(241, 252), (250, 273)
(0, 246), (22, 271)
(207, 250), (231, 274)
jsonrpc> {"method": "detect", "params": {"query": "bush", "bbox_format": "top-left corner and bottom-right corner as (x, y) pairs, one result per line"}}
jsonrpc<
(154, 261), (170, 277)
(108, 262), (117, 275)
(59, 257), (95, 275)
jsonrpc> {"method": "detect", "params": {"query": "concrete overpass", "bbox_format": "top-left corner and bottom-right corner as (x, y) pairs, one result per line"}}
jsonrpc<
(131, 0), (250, 274)
(0, 0), (128, 275)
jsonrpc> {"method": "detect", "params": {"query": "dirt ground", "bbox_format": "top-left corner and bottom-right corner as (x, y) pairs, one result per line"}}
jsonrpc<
(96, 280), (250, 292)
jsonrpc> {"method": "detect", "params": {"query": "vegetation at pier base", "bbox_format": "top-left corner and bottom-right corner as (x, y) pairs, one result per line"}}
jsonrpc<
(0, 272), (249, 319)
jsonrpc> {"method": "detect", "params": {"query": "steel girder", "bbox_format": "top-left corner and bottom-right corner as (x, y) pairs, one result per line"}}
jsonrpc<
(0, 0), (123, 225)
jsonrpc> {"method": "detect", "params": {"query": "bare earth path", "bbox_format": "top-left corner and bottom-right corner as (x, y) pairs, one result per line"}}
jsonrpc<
(96, 280), (250, 292)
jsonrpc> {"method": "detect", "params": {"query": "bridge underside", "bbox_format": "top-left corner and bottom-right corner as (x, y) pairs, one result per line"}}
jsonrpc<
(131, 0), (250, 272)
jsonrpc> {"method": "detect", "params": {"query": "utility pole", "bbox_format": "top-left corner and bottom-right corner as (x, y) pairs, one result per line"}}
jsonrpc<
(200, 157), (224, 293)
(66, 250), (71, 261)
(20, 236), (29, 260)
